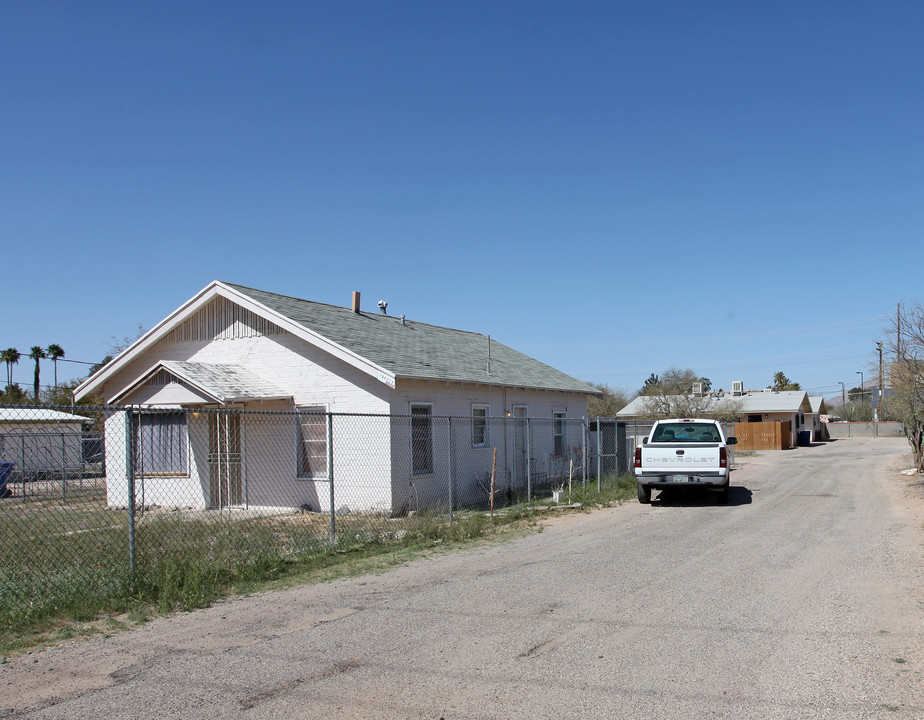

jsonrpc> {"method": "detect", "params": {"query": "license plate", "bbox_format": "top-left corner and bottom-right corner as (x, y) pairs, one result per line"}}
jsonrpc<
(673, 474), (689, 483)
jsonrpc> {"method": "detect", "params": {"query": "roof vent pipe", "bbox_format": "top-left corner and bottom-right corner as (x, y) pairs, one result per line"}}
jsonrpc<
(352, 291), (361, 313)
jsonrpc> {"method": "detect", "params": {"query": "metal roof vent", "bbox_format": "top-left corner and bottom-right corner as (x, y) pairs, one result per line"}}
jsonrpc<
(377, 300), (388, 315)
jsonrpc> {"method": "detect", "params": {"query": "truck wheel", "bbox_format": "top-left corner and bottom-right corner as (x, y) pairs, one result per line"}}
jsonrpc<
(637, 483), (651, 504)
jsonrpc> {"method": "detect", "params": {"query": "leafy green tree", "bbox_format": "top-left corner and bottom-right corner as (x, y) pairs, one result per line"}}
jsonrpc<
(46, 343), (65, 387)
(641, 373), (660, 394)
(28, 346), (46, 402)
(1, 347), (20, 389)
(0, 383), (28, 405)
(772, 371), (801, 391)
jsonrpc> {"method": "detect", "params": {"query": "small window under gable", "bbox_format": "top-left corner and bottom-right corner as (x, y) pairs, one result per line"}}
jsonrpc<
(553, 411), (566, 456)
(296, 407), (329, 479)
(411, 403), (434, 476)
(472, 404), (489, 448)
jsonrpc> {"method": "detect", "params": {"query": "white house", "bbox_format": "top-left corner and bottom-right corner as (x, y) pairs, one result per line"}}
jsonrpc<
(0, 408), (91, 478)
(74, 281), (599, 514)
(807, 396), (827, 441)
(617, 388), (814, 447)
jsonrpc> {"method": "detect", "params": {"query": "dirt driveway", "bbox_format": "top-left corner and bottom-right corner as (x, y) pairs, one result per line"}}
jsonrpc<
(3, 437), (923, 719)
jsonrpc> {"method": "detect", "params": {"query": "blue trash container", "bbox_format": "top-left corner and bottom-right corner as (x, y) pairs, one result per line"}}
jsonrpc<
(0, 462), (13, 498)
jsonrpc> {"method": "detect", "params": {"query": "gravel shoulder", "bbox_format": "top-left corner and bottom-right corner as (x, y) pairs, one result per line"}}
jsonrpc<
(3, 437), (924, 719)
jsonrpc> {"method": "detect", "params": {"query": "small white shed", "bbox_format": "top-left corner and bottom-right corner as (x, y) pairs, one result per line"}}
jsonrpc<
(0, 408), (92, 478)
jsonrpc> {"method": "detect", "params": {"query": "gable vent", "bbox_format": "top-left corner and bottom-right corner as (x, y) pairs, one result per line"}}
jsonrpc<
(163, 296), (285, 343)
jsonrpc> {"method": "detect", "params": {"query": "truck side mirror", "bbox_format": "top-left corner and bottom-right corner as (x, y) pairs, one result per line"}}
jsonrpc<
(642, 436), (649, 444)
(727, 437), (737, 445)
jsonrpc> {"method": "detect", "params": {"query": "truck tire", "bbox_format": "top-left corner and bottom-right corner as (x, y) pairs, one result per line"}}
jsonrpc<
(637, 483), (651, 504)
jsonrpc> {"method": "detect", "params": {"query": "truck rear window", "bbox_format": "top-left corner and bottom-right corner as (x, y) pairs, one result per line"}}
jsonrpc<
(650, 423), (720, 443)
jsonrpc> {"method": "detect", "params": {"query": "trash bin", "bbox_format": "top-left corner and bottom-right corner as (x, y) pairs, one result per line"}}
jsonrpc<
(797, 431), (811, 447)
(0, 462), (13, 498)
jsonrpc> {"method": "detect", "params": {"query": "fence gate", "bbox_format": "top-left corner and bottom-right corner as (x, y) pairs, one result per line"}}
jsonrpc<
(208, 412), (244, 507)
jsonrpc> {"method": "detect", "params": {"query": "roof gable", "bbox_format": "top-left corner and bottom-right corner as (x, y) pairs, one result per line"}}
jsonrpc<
(76, 281), (597, 401)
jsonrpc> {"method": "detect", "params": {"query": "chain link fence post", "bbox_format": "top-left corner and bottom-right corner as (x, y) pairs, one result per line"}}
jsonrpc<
(447, 416), (454, 524)
(526, 418), (532, 506)
(327, 411), (335, 546)
(596, 417), (602, 491)
(124, 408), (136, 593)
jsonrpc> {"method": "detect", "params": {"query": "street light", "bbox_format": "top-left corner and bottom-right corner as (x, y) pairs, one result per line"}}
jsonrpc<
(856, 371), (864, 405)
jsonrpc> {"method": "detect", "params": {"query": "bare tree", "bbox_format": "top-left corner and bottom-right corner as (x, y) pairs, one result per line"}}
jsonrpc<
(587, 384), (634, 416)
(883, 302), (924, 470)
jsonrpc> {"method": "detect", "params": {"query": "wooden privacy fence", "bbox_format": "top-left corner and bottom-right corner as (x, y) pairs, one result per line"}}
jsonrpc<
(733, 421), (792, 451)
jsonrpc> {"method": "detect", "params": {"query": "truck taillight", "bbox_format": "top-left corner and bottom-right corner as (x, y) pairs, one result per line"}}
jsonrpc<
(634, 447), (642, 468)
(719, 446), (727, 468)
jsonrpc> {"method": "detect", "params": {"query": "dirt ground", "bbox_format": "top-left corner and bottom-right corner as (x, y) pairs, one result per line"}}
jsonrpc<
(3, 437), (923, 719)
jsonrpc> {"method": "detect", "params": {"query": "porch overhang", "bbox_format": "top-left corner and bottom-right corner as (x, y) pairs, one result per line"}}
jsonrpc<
(111, 361), (291, 406)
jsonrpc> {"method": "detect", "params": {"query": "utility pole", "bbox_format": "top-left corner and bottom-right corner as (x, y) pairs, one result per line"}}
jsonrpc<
(839, 381), (845, 406)
(877, 341), (883, 422)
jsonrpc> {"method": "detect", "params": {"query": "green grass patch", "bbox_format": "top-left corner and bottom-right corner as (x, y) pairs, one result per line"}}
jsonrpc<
(548, 472), (638, 507)
(0, 479), (632, 654)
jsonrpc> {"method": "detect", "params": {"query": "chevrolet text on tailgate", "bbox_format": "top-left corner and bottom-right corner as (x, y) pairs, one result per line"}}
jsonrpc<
(634, 418), (737, 504)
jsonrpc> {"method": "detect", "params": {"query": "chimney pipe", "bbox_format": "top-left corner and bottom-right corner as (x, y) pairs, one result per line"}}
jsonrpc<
(352, 291), (361, 314)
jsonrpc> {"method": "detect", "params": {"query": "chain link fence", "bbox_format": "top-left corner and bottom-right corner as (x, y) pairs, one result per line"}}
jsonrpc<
(0, 404), (628, 627)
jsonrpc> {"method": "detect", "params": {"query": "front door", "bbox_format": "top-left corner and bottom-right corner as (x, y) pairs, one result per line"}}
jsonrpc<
(209, 412), (244, 507)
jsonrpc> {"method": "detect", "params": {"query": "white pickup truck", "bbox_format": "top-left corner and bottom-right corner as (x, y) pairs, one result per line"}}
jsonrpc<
(634, 418), (737, 504)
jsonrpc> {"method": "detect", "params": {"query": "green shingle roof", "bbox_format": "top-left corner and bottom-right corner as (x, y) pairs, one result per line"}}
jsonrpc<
(224, 282), (597, 395)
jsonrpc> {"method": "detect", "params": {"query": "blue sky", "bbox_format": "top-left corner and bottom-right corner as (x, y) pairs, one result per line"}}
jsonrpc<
(2, 1), (921, 401)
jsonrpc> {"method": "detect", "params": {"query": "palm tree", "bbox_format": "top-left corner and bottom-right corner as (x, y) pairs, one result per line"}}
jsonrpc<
(1, 348), (21, 390)
(46, 344), (65, 387)
(29, 346), (46, 402)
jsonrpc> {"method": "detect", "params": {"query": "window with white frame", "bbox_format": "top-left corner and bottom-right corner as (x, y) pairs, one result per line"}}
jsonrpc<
(132, 411), (188, 475)
(411, 404), (433, 475)
(296, 407), (329, 479)
(471, 404), (489, 448)
(553, 411), (566, 456)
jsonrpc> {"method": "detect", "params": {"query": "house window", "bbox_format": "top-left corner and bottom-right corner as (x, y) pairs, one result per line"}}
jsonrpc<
(132, 411), (188, 475)
(553, 411), (566, 456)
(411, 404), (433, 475)
(297, 407), (329, 479)
(472, 404), (489, 448)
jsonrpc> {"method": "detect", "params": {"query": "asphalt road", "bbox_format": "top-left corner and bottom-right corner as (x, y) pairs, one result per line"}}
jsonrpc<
(4, 437), (923, 719)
